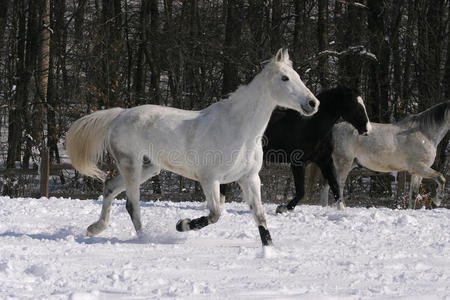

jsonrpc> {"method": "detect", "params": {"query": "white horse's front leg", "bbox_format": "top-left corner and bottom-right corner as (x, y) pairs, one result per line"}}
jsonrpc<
(176, 180), (222, 231)
(238, 173), (273, 246)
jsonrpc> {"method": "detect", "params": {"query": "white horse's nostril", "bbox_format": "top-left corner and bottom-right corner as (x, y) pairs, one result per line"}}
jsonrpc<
(309, 100), (316, 108)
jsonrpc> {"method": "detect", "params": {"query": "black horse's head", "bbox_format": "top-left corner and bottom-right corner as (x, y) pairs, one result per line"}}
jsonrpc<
(334, 86), (371, 135)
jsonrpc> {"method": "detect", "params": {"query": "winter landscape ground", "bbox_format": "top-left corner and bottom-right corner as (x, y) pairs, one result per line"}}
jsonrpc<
(0, 196), (449, 299)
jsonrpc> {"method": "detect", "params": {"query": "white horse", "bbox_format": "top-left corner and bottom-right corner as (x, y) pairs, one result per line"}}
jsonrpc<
(321, 101), (449, 209)
(66, 49), (320, 246)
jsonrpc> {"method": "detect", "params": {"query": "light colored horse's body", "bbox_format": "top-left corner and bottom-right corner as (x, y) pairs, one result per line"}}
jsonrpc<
(66, 49), (320, 246)
(321, 102), (450, 209)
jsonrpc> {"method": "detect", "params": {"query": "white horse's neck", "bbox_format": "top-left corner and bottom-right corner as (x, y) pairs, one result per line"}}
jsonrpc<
(225, 70), (276, 142)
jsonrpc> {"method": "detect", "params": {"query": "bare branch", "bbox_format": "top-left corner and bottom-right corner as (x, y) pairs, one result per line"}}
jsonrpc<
(308, 45), (378, 62)
(336, 0), (368, 9)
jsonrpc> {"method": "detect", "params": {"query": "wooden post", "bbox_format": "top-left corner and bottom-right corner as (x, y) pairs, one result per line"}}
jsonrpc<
(40, 150), (50, 197)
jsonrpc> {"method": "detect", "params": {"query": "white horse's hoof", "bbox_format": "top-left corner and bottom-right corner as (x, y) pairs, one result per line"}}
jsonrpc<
(337, 202), (345, 211)
(87, 220), (107, 237)
(176, 219), (191, 232)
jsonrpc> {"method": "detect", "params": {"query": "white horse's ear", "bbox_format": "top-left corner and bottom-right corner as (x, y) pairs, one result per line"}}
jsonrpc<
(275, 48), (284, 63)
(282, 49), (289, 61)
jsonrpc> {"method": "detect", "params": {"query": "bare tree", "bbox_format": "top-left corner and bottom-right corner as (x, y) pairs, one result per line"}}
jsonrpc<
(222, 0), (244, 96)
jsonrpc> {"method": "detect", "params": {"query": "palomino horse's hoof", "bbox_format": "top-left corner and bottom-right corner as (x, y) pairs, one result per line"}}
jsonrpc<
(276, 205), (291, 214)
(176, 219), (191, 232)
(337, 202), (346, 211)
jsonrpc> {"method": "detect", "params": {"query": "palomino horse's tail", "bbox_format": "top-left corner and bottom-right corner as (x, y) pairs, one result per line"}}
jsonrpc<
(66, 108), (123, 181)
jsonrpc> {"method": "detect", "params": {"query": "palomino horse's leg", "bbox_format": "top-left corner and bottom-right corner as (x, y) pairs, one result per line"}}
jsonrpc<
(86, 159), (160, 237)
(408, 175), (422, 209)
(333, 158), (354, 210)
(238, 173), (273, 246)
(318, 159), (341, 206)
(410, 165), (445, 208)
(276, 165), (305, 213)
(176, 180), (222, 231)
(320, 183), (330, 207)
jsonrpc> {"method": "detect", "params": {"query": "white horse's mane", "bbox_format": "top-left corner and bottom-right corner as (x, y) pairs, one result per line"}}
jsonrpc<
(218, 56), (293, 106)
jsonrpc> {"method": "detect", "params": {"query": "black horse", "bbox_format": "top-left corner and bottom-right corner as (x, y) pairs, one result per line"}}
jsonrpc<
(220, 86), (371, 212)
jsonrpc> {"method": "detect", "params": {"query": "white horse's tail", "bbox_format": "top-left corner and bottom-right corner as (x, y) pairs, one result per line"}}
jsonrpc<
(66, 108), (123, 181)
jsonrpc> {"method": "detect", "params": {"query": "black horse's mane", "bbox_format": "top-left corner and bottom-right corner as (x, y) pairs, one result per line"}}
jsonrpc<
(269, 86), (360, 124)
(319, 86), (360, 102)
(399, 101), (450, 129)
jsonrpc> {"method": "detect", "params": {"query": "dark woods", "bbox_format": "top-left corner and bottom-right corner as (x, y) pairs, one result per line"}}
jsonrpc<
(0, 0), (449, 198)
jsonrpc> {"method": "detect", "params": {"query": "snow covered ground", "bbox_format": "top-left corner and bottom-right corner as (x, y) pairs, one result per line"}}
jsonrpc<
(0, 196), (449, 299)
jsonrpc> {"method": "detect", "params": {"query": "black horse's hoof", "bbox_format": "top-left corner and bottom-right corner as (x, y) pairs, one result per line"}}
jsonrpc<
(431, 202), (438, 209)
(176, 219), (191, 232)
(276, 205), (291, 214)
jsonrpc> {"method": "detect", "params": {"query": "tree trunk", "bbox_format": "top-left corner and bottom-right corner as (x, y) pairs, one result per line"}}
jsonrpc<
(435, 5), (450, 173)
(100, 0), (123, 108)
(48, 0), (66, 164)
(271, 0), (282, 52)
(293, 0), (305, 71)
(317, 0), (329, 89)
(417, 0), (445, 111)
(339, 5), (363, 88)
(367, 0), (390, 122)
(222, 0), (243, 96)
(135, 0), (149, 105)
(74, 0), (87, 42)
(0, 0), (9, 51)
(36, 0), (51, 197)
(391, 0), (404, 120)
(149, 0), (161, 105)
(7, 0), (39, 169)
(401, 0), (415, 114)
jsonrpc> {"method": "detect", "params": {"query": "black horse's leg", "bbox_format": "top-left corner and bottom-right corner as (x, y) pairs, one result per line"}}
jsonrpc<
(276, 164), (305, 213)
(219, 184), (229, 205)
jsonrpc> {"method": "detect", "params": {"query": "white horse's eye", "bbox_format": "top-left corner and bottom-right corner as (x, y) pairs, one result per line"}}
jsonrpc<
(281, 75), (289, 81)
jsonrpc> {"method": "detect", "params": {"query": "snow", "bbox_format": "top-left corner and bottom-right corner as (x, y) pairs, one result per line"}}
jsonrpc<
(0, 196), (449, 299)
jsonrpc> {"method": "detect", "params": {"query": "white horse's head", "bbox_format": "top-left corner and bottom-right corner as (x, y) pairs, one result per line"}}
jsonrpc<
(265, 49), (319, 116)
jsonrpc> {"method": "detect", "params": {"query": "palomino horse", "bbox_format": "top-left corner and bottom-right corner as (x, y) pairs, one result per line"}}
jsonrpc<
(321, 101), (449, 209)
(66, 49), (320, 246)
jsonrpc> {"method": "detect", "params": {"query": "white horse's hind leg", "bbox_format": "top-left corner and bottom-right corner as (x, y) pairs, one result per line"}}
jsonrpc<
(87, 174), (125, 237)
(238, 173), (273, 246)
(87, 159), (160, 237)
(121, 164), (143, 234)
(176, 180), (222, 231)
